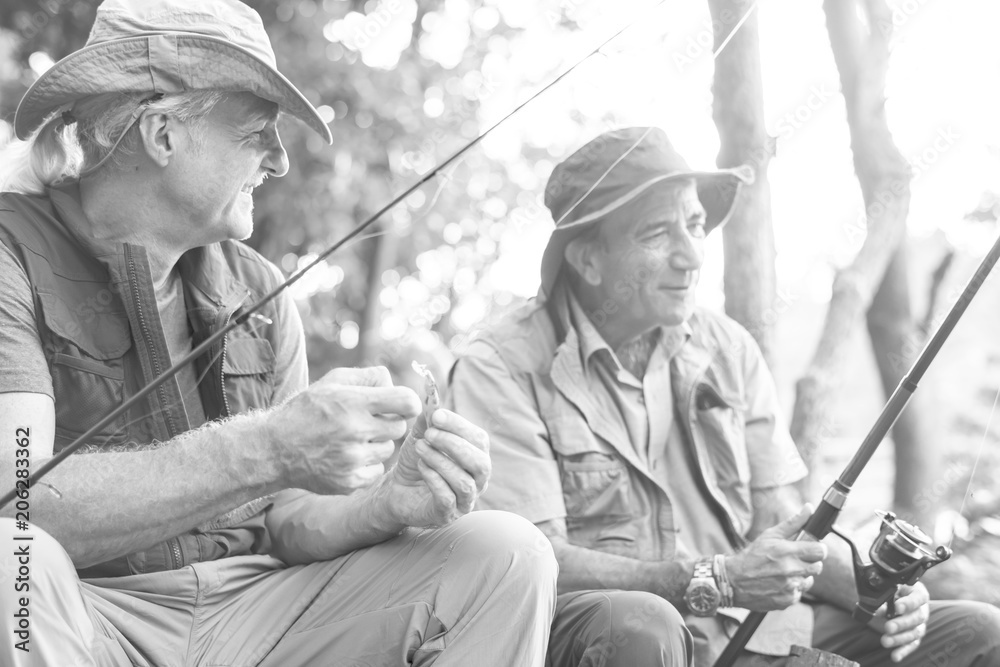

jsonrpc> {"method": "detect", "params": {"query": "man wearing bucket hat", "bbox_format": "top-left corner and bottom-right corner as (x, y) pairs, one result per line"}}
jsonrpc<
(447, 127), (1000, 666)
(0, 1), (557, 665)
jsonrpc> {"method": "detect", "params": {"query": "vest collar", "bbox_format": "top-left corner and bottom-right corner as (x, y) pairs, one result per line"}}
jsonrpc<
(47, 181), (250, 323)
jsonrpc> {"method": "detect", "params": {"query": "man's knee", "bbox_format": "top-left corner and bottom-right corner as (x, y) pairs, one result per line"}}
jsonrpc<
(448, 511), (557, 584)
(924, 600), (1000, 666)
(573, 591), (690, 666)
(0, 520), (77, 609)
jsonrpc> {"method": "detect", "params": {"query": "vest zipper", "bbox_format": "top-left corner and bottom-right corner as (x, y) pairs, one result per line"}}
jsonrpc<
(219, 327), (232, 418)
(125, 245), (185, 571)
(124, 245), (179, 439)
(217, 295), (248, 419)
(169, 538), (182, 570)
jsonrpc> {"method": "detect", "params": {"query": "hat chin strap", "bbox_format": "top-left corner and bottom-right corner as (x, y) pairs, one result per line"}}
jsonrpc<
(77, 94), (163, 179)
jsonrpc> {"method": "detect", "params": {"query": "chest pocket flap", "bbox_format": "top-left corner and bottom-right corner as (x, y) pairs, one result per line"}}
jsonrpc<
(221, 336), (276, 413)
(548, 415), (631, 519)
(37, 288), (131, 360)
(223, 337), (275, 375)
(36, 288), (132, 449)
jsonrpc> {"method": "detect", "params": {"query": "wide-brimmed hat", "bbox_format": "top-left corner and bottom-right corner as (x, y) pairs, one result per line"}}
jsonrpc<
(14, 0), (332, 144)
(540, 126), (752, 298)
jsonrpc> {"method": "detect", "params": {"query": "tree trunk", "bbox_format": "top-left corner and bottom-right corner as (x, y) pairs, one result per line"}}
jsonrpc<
(708, 0), (777, 366)
(867, 246), (938, 529)
(357, 222), (399, 364)
(792, 0), (913, 498)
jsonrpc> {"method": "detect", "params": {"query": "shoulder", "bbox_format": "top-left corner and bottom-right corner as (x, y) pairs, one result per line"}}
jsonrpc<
(0, 191), (46, 212)
(461, 298), (558, 375)
(0, 192), (59, 245)
(687, 306), (760, 355)
(218, 240), (284, 293)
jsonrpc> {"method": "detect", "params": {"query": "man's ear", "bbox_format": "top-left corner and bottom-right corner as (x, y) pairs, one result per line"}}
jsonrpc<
(564, 236), (603, 286)
(136, 112), (175, 168)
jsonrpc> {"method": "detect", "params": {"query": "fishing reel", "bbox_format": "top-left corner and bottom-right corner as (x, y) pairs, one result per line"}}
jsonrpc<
(830, 510), (951, 624)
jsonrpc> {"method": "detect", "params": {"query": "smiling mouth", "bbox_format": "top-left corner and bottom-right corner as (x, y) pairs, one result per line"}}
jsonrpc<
(241, 174), (268, 195)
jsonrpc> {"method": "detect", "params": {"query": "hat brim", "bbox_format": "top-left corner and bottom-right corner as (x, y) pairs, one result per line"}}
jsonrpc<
(14, 33), (332, 144)
(539, 168), (750, 299)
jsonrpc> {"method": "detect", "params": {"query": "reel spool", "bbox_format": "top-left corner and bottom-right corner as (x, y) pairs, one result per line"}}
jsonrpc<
(831, 511), (951, 623)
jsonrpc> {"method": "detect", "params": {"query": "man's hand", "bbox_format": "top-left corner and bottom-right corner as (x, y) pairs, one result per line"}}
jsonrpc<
(379, 409), (491, 528)
(869, 583), (930, 663)
(726, 504), (828, 611)
(266, 366), (421, 495)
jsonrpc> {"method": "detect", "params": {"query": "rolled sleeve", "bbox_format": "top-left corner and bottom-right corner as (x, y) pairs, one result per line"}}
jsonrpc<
(741, 332), (809, 490)
(446, 341), (566, 524)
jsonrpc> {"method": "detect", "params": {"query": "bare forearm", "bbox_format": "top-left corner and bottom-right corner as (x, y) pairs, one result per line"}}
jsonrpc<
(551, 539), (694, 605)
(4, 412), (281, 567)
(266, 481), (406, 565)
(534, 516), (696, 606)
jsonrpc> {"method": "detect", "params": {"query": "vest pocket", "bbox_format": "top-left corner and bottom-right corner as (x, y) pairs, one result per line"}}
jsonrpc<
(222, 336), (276, 413)
(561, 456), (632, 520)
(694, 383), (752, 530)
(38, 290), (132, 450)
(549, 418), (633, 521)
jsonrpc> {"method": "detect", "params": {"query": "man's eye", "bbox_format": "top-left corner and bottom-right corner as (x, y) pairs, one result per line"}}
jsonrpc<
(249, 127), (271, 141)
(688, 223), (706, 237)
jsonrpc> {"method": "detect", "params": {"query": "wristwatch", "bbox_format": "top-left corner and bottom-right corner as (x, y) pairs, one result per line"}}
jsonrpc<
(684, 557), (722, 616)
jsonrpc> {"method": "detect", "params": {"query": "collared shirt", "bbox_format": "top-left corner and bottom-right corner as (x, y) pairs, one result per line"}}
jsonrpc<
(568, 293), (734, 558)
(447, 278), (811, 662)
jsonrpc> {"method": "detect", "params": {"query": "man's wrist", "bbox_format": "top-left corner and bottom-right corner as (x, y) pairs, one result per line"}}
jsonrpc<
(684, 557), (722, 616)
(223, 410), (286, 493)
(713, 554), (735, 608)
(364, 472), (409, 536)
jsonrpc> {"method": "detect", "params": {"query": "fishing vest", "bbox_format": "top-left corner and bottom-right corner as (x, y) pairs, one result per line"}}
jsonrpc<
(0, 186), (283, 577)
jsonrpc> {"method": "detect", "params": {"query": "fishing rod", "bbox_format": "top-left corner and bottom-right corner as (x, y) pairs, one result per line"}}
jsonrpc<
(0, 2), (667, 511)
(713, 229), (1000, 666)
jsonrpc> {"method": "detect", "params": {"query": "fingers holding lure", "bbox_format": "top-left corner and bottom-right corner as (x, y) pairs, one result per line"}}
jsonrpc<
(391, 362), (441, 484)
(391, 362), (490, 494)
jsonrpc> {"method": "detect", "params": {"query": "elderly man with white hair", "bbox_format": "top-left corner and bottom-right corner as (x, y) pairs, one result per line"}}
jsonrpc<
(0, 1), (556, 665)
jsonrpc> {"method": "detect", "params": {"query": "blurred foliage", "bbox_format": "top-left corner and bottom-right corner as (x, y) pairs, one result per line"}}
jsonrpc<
(0, 0), (616, 387)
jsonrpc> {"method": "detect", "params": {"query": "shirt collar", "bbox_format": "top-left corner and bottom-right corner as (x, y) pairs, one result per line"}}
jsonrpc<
(564, 287), (692, 377)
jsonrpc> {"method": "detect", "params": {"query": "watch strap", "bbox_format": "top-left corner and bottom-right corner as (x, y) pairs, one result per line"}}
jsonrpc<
(713, 554), (734, 608)
(692, 558), (714, 580)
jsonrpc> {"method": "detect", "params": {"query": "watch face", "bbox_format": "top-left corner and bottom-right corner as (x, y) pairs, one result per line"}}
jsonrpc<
(686, 583), (721, 615)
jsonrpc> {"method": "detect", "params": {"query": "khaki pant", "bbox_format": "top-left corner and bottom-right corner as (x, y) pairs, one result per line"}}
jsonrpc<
(547, 591), (1000, 667)
(0, 512), (557, 666)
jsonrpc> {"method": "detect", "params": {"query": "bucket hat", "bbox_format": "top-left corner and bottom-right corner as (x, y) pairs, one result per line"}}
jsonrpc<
(540, 126), (752, 298)
(14, 0), (332, 144)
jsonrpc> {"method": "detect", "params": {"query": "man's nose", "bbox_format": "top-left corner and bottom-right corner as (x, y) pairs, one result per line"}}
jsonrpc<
(263, 132), (290, 178)
(668, 233), (704, 271)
